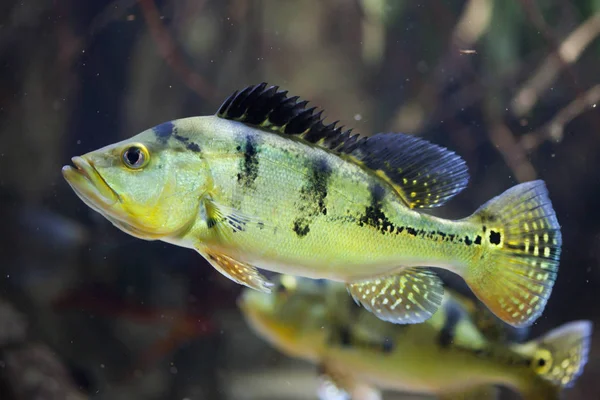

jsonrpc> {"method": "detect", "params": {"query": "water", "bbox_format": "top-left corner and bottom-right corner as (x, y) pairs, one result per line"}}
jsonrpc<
(0, 1), (598, 399)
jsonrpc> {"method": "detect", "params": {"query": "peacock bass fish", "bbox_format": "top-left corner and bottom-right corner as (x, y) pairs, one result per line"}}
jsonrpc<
(62, 82), (562, 327)
(239, 275), (591, 400)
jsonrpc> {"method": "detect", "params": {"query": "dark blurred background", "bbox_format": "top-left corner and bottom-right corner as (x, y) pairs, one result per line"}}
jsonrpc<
(0, 0), (599, 399)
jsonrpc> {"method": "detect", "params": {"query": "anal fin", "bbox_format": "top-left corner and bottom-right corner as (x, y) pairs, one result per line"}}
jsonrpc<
(317, 363), (381, 400)
(200, 250), (273, 293)
(347, 267), (444, 324)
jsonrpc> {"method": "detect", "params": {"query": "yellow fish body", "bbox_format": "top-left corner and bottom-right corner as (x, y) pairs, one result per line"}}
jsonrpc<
(62, 83), (562, 327)
(239, 276), (592, 400)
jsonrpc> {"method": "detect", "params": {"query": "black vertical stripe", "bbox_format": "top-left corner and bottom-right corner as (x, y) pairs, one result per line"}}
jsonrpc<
(237, 134), (260, 189)
(358, 183), (396, 234)
(308, 157), (333, 216)
(292, 157), (333, 237)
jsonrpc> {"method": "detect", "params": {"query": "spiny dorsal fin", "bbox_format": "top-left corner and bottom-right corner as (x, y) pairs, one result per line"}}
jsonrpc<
(217, 83), (469, 208)
(216, 82), (359, 149)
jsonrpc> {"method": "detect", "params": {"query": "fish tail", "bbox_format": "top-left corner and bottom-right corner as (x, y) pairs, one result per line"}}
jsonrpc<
(463, 180), (562, 327)
(523, 320), (592, 392)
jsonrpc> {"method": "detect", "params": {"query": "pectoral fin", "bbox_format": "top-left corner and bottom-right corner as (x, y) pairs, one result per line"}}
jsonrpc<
(317, 363), (381, 400)
(438, 385), (498, 399)
(200, 250), (273, 293)
(347, 267), (444, 324)
(204, 199), (270, 234)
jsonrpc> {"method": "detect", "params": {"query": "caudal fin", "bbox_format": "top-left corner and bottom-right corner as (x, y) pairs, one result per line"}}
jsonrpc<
(464, 180), (562, 327)
(526, 320), (592, 389)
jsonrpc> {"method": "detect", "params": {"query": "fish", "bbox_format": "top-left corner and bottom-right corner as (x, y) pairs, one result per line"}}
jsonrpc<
(62, 82), (562, 327)
(238, 275), (592, 400)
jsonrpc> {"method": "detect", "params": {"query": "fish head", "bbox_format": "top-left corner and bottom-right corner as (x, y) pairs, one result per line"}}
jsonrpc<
(238, 275), (330, 360)
(62, 124), (210, 240)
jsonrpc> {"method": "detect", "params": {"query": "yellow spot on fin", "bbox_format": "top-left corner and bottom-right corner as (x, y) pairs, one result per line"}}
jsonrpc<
(523, 320), (592, 389)
(347, 267), (444, 324)
(216, 83), (469, 209)
(464, 180), (562, 327)
(438, 385), (499, 400)
(200, 250), (273, 293)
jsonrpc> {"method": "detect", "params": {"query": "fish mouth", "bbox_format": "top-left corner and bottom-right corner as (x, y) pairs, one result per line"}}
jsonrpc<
(62, 157), (175, 240)
(62, 156), (119, 211)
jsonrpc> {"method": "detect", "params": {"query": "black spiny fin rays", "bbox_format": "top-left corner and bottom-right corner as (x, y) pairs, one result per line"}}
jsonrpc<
(216, 82), (360, 149)
(217, 83), (469, 208)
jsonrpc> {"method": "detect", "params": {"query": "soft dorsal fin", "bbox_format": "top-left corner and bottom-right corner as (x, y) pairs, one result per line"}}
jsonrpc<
(217, 82), (469, 208)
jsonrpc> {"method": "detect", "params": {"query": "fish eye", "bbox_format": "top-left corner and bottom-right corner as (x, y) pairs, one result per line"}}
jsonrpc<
(122, 144), (149, 169)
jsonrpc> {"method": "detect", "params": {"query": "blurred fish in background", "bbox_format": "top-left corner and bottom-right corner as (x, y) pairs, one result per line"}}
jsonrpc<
(239, 276), (592, 400)
(1, 0), (600, 399)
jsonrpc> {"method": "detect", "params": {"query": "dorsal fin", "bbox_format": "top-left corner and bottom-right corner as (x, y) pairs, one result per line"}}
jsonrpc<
(217, 83), (469, 208)
(216, 82), (360, 149)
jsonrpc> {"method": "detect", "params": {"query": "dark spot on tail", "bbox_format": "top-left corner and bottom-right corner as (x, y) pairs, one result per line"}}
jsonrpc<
(153, 121), (175, 143)
(537, 358), (546, 367)
(475, 235), (482, 245)
(464, 236), (472, 245)
(489, 230), (501, 245)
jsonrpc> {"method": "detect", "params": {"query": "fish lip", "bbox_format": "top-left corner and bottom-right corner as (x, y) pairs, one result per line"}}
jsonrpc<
(62, 156), (119, 207)
(63, 158), (168, 240)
